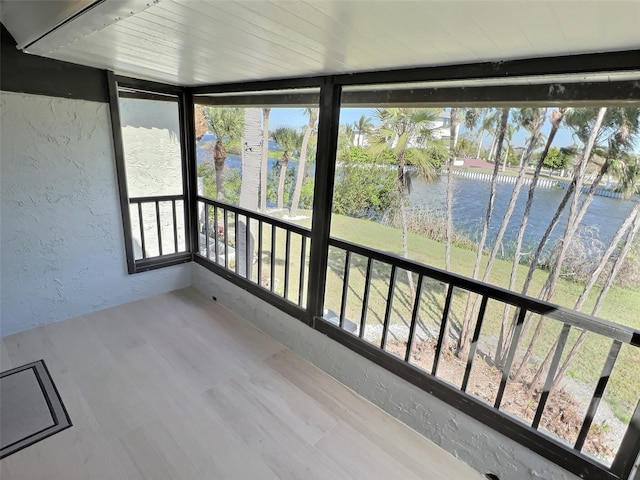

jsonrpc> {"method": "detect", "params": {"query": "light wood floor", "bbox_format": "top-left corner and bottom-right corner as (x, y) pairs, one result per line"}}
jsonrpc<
(0, 288), (484, 480)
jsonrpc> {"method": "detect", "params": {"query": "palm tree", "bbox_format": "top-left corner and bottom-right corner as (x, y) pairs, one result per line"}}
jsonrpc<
(204, 107), (243, 201)
(353, 114), (374, 147)
(462, 108), (482, 156)
(496, 108), (567, 365)
(516, 107), (639, 379)
(290, 108), (318, 217)
(501, 122), (519, 171)
(457, 107), (509, 358)
(343, 123), (356, 147)
(260, 108), (271, 212)
(477, 109), (498, 159)
(472, 108), (546, 342)
(270, 127), (301, 210)
(514, 108), (608, 379)
(442, 107), (460, 353)
(371, 108), (440, 299)
(528, 202), (640, 395)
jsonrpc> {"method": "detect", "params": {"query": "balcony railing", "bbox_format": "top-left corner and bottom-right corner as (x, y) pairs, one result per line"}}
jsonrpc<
(128, 194), (190, 271)
(192, 198), (639, 480)
(196, 197), (311, 313)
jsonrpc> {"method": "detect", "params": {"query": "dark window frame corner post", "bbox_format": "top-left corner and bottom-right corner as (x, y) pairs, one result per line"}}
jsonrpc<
(306, 77), (342, 321)
(106, 70), (136, 274)
(180, 88), (197, 258)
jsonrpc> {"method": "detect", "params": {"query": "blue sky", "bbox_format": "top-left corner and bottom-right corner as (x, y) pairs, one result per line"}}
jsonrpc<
(267, 107), (582, 150)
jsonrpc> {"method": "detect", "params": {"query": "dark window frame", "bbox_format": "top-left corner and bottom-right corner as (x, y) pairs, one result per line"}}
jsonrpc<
(109, 74), (193, 273)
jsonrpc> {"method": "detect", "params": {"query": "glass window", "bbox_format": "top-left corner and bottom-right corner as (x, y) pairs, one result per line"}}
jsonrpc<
(193, 90), (319, 299)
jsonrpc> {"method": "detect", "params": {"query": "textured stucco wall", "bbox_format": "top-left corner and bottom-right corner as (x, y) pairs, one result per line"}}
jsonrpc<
(193, 263), (582, 480)
(0, 91), (191, 336)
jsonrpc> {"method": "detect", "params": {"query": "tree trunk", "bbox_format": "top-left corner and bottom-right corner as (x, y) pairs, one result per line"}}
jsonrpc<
(214, 139), (226, 201)
(238, 108), (262, 278)
(470, 108), (545, 364)
(443, 107), (459, 353)
(475, 130), (485, 158)
(496, 108), (563, 364)
(502, 145), (509, 171)
(260, 108), (271, 212)
(290, 111), (317, 217)
(457, 108), (509, 359)
(549, 204), (640, 391)
(481, 110), (546, 282)
(194, 105), (208, 142)
(396, 152), (416, 302)
(514, 108), (607, 379)
(277, 156), (289, 211)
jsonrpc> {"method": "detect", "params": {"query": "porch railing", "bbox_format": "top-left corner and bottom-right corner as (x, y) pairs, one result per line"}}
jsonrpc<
(194, 198), (640, 480)
(324, 236), (640, 480)
(196, 197), (311, 313)
(128, 194), (190, 269)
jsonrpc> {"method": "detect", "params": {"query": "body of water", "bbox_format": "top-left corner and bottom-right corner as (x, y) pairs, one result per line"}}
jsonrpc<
(408, 175), (638, 257)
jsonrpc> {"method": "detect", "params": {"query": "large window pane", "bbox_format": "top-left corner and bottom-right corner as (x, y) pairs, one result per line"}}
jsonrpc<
(194, 89), (319, 292)
(327, 85), (640, 463)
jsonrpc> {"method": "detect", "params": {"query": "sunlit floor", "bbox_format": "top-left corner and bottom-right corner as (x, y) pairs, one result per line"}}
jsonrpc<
(0, 288), (484, 479)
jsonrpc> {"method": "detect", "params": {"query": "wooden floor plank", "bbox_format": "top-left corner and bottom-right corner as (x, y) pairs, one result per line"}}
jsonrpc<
(0, 287), (483, 480)
(266, 348), (485, 479)
(0, 338), (13, 371)
(315, 420), (424, 480)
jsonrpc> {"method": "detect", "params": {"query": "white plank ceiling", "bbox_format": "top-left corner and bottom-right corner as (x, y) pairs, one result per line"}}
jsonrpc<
(2, 0), (640, 86)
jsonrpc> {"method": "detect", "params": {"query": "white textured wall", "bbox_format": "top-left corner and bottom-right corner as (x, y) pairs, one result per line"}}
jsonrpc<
(0, 91), (191, 336)
(193, 263), (582, 480)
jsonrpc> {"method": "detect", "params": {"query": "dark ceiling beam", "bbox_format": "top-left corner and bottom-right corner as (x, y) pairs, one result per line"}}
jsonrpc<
(341, 80), (640, 107)
(193, 93), (320, 107)
(0, 23), (108, 102)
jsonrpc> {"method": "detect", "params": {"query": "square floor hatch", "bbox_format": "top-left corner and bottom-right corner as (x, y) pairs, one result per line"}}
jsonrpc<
(1, 359), (71, 459)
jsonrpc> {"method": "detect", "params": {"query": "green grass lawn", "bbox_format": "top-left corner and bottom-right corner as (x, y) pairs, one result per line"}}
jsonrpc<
(225, 210), (639, 423)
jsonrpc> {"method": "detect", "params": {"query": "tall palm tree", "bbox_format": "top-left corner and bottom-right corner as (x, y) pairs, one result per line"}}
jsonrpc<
(514, 108), (608, 379)
(260, 108), (271, 212)
(371, 107), (440, 299)
(204, 107), (243, 201)
(290, 108), (318, 217)
(501, 122), (519, 171)
(478, 108), (546, 286)
(516, 107), (639, 379)
(476, 109), (498, 159)
(496, 107), (567, 364)
(442, 107), (460, 353)
(530, 202), (640, 394)
(457, 107), (509, 358)
(353, 114), (374, 147)
(271, 127), (301, 210)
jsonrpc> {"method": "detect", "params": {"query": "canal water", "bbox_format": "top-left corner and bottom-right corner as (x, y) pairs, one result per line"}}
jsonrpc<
(408, 175), (638, 257)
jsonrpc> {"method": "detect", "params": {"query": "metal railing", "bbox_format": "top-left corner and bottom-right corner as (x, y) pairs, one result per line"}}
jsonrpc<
(196, 197), (311, 310)
(194, 198), (640, 480)
(129, 194), (188, 261)
(324, 236), (640, 480)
